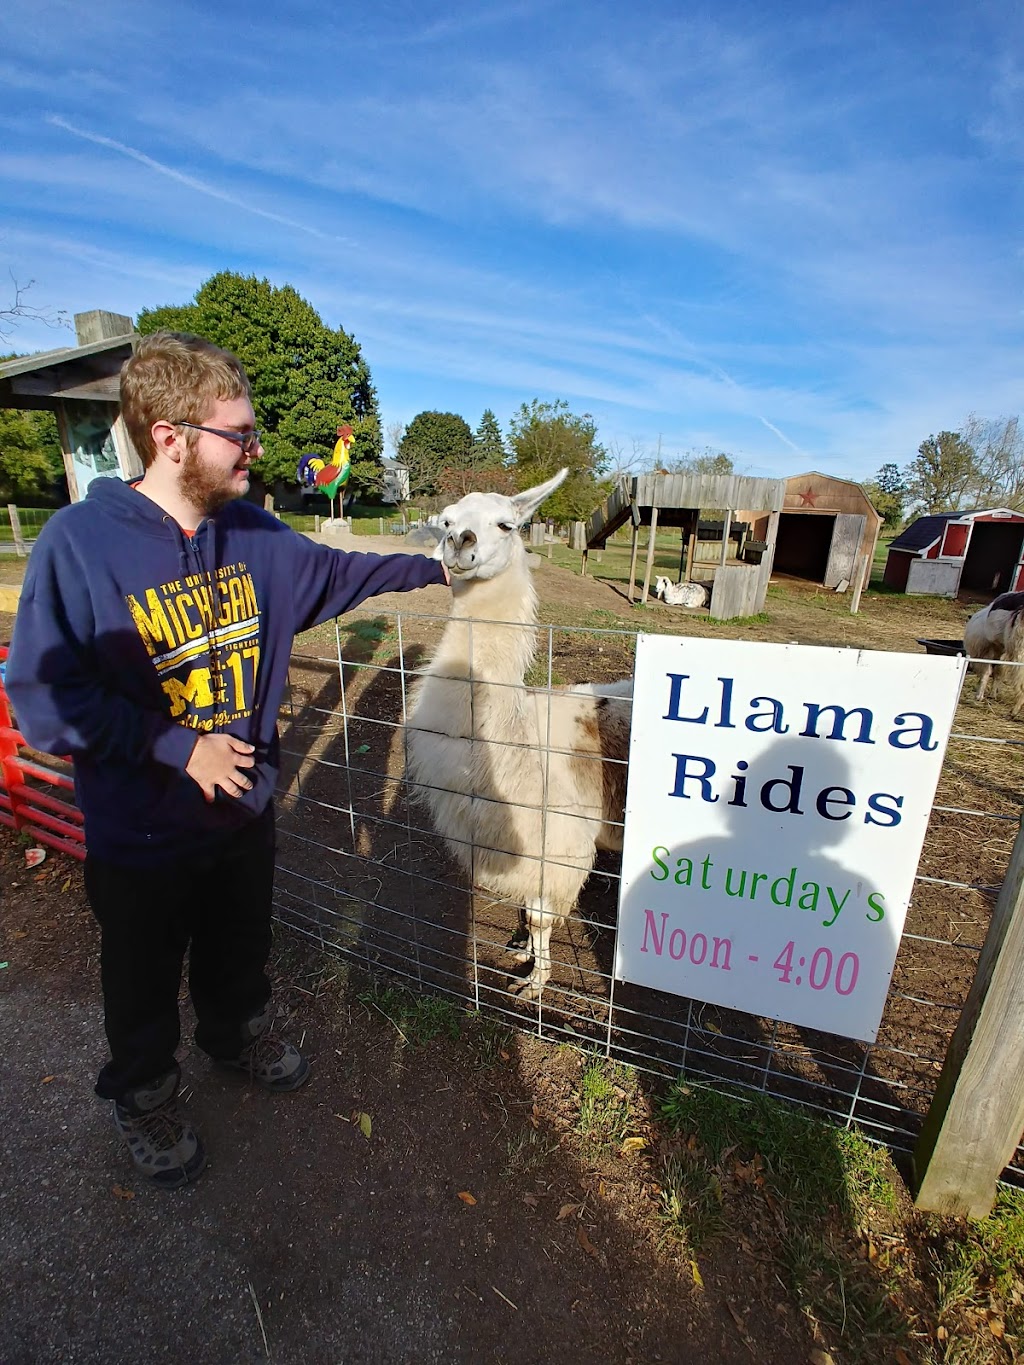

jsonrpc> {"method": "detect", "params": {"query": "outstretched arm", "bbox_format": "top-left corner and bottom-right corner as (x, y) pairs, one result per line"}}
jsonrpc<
(290, 537), (449, 633)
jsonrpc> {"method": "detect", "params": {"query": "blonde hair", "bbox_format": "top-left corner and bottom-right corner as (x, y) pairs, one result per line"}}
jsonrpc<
(120, 331), (251, 468)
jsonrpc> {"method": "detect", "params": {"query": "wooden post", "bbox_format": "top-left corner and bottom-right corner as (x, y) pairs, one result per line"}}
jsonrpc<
(7, 505), (26, 557)
(849, 554), (869, 615)
(720, 509), (732, 571)
(314, 514), (321, 533)
(581, 549), (588, 577)
(641, 506), (659, 604)
(685, 518), (699, 584)
(379, 517), (384, 536)
(627, 524), (640, 603)
(913, 813), (1024, 1217)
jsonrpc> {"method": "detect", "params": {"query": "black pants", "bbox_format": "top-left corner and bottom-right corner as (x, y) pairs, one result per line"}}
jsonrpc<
(85, 805), (276, 1103)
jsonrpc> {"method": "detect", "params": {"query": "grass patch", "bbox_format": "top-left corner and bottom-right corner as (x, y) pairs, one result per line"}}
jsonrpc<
(929, 1188), (1024, 1349)
(657, 1079), (910, 1359)
(575, 1054), (641, 1158)
(356, 981), (462, 1048)
(503, 1125), (559, 1179)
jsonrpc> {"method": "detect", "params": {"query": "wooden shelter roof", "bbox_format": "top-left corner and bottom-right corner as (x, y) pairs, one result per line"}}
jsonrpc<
(585, 472), (786, 547)
(0, 332), (136, 411)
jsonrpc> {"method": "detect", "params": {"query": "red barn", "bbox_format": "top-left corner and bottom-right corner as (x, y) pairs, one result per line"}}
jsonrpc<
(883, 508), (1024, 597)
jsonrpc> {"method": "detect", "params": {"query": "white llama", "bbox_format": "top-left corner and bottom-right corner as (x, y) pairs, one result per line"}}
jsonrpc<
(654, 576), (708, 608)
(964, 593), (1024, 717)
(405, 469), (632, 1000)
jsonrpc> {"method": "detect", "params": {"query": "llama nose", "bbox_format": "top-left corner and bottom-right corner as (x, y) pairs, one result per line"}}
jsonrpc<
(456, 530), (477, 551)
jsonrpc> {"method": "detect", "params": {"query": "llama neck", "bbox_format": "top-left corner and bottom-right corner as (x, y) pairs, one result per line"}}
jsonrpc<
(432, 554), (538, 685)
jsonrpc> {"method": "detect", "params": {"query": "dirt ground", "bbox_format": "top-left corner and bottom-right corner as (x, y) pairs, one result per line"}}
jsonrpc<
(1, 536), (1020, 1362)
(2, 832), (816, 1365)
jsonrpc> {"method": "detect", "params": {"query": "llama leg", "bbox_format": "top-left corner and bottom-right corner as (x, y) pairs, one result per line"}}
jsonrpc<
(506, 910), (531, 962)
(508, 900), (557, 1000)
(976, 662), (993, 702)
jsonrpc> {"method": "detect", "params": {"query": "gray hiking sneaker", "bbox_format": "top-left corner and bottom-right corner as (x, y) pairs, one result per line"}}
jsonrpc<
(112, 1070), (206, 1190)
(216, 1005), (310, 1093)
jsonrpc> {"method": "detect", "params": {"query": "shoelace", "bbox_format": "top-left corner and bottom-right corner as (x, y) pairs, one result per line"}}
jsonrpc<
(126, 1103), (186, 1147)
(240, 1028), (288, 1072)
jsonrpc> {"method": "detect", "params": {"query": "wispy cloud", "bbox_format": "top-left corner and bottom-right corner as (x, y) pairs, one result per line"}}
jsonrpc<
(45, 115), (350, 244)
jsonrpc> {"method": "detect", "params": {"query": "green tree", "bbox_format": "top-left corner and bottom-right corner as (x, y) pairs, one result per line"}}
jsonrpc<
(862, 462), (907, 531)
(963, 414), (1024, 510)
(507, 399), (608, 521)
(0, 405), (64, 502)
(137, 272), (383, 494)
(397, 411), (473, 498)
(657, 447), (735, 476)
(471, 408), (506, 468)
(903, 431), (978, 514)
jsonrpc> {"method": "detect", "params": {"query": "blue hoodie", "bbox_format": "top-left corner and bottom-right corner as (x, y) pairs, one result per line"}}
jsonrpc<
(6, 477), (445, 864)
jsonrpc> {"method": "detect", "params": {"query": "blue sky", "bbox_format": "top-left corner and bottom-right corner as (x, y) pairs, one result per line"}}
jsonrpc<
(1, 0), (1022, 481)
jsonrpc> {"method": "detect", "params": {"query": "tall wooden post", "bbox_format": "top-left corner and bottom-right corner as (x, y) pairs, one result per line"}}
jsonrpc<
(640, 506), (659, 604)
(685, 518), (699, 584)
(914, 814), (1024, 1217)
(719, 509), (732, 571)
(627, 524), (640, 603)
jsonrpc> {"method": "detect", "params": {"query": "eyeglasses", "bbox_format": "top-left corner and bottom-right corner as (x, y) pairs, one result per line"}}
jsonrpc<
(173, 421), (262, 454)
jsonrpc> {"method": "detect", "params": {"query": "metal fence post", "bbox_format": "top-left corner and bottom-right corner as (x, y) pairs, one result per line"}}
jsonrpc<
(913, 812), (1024, 1217)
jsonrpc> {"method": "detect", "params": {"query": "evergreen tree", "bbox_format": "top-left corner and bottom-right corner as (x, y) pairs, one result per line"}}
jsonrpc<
(472, 409), (506, 468)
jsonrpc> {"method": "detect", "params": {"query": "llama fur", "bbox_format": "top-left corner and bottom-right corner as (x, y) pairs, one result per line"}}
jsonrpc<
(654, 576), (708, 608)
(964, 592), (1024, 718)
(405, 469), (632, 999)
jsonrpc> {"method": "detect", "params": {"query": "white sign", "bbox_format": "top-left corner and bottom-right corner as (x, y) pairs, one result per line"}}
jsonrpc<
(614, 636), (967, 1042)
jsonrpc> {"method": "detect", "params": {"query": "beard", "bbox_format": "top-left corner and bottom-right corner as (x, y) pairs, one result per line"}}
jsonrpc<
(179, 444), (248, 516)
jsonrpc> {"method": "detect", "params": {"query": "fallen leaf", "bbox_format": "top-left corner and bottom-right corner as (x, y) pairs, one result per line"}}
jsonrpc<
(357, 1111), (372, 1140)
(576, 1226), (599, 1259)
(989, 1317), (1005, 1339)
(499, 1050), (511, 1061)
(690, 1260), (704, 1289)
(354, 744), (370, 754)
(457, 1190), (477, 1205)
(936, 1326), (948, 1342)
(556, 1203), (579, 1221)
(809, 1351), (836, 1365)
(60, 877), (71, 893)
(894, 1349), (913, 1365)
(111, 1184), (135, 1200)
(34, 871), (48, 882)
(620, 1136), (648, 1155)
(24, 847), (46, 868)
(41, 1075), (55, 1084)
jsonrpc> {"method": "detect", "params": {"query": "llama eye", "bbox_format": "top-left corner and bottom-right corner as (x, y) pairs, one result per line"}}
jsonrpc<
(498, 522), (514, 533)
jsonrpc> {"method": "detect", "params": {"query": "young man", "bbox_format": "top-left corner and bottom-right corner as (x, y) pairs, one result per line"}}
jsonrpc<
(6, 332), (448, 1190)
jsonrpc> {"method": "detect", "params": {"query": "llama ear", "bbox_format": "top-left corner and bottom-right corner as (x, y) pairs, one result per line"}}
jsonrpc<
(510, 468), (569, 526)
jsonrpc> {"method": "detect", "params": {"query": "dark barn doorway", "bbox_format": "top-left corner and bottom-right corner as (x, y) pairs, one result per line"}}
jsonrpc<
(773, 512), (835, 580)
(962, 522), (1024, 595)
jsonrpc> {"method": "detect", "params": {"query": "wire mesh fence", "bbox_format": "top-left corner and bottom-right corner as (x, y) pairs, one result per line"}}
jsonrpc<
(270, 605), (1024, 1181)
